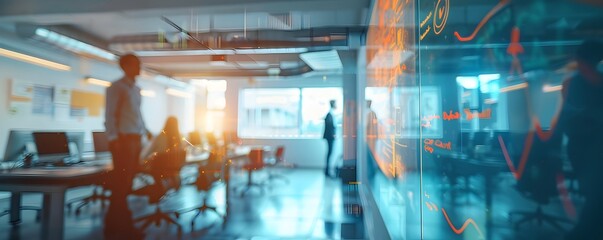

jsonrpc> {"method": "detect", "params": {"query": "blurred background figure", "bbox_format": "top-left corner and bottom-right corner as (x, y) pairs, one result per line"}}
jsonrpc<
(366, 100), (379, 180)
(323, 100), (336, 178)
(561, 40), (603, 239)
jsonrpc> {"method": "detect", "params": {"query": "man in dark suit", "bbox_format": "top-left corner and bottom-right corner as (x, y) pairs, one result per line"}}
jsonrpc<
(323, 100), (336, 177)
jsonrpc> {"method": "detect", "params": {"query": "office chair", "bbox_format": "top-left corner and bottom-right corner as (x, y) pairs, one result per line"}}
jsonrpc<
(264, 146), (293, 184)
(508, 135), (574, 231)
(236, 148), (266, 196)
(66, 185), (110, 216)
(182, 152), (224, 229)
(133, 149), (186, 236)
(66, 131), (112, 215)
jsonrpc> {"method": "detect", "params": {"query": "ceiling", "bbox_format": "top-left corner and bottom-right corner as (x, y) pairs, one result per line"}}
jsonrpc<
(0, 0), (601, 79)
(0, 0), (371, 78)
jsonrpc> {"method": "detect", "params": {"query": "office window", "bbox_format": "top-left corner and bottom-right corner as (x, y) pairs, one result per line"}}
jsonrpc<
(238, 88), (342, 138)
(205, 80), (227, 134)
(238, 88), (301, 138)
(300, 88), (343, 137)
(207, 80), (226, 110)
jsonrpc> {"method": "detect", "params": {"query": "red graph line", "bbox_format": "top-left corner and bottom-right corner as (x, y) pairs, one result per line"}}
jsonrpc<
(498, 103), (563, 181)
(454, 0), (511, 42)
(441, 208), (485, 239)
(534, 116), (558, 141)
(498, 132), (534, 180)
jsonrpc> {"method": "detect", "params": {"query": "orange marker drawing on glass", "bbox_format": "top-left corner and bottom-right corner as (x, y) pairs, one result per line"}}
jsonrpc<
(507, 26), (524, 76)
(454, 0), (511, 42)
(424, 145), (434, 153)
(433, 0), (450, 35)
(464, 109), (492, 120)
(435, 140), (452, 150)
(442, 208), (485, 239)
(443, 111), (460, 121)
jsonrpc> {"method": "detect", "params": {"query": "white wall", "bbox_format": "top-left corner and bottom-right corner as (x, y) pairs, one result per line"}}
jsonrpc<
(0, 30), (173, 157)
(225, 75), (344, 168)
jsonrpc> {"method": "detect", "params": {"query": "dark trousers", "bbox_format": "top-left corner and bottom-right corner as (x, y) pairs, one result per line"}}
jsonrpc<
(104, 134), (142, 239)
(325, 139), (334, 176)
(566, 139), (603, 239)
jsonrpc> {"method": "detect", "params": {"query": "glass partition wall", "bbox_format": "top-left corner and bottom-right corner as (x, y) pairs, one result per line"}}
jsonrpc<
(362, 0), (603, 239)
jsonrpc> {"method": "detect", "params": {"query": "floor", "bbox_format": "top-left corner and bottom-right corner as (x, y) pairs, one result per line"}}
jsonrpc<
(369, 170), (580, 240)
(0, 168), (366, 240)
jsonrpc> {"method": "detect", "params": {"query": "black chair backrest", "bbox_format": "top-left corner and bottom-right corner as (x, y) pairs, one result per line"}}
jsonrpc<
(148, 148), (186, 178)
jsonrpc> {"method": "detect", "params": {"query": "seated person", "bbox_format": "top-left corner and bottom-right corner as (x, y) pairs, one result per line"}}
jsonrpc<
(140, 116), (185, 165)
(137, 116), (185, 198)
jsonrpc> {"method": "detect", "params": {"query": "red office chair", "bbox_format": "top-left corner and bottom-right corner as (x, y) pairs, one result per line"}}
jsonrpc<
(265, 146), (293, 184)
(236, 149), (266, 196)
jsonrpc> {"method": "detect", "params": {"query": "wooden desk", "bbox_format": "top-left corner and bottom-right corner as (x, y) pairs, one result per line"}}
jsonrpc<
(0, 164), (112, 240)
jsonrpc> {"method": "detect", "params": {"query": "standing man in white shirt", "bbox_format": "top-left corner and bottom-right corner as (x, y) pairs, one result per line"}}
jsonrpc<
(104, 53), (151, 239)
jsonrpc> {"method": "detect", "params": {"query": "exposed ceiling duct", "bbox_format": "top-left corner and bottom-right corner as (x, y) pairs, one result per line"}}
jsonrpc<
(14, 23), (365, 78)
(108, 27), (363, 54)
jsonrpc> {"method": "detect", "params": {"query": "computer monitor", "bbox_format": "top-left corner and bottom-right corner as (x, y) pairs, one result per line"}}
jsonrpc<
(33, 132), (70, 161)
(66, 131), (85, 158)
(92, 132), (110, 153)
(3, 130), (34, 161)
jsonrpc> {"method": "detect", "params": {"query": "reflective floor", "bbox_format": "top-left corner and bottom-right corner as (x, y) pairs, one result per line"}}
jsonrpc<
(0, 168), (365, 240)
(370, 169), (579, 240)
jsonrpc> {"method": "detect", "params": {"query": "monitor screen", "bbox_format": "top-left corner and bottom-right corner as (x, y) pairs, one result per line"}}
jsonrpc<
(92, 132), (109, 153)
(66, 131), (85, 157)
(3, 130), (34, 161)
(33, 132), (70, 156)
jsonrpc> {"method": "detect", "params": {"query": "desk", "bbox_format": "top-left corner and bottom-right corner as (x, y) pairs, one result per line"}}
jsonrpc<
(0, 164), (112, 240)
